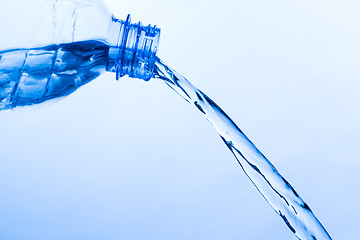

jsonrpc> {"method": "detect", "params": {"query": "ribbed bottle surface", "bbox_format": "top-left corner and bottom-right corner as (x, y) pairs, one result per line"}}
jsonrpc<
(0, 0), (160, 110)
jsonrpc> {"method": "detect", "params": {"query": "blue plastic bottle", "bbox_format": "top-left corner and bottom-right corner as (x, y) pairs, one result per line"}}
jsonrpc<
(0, 0), (160, 110)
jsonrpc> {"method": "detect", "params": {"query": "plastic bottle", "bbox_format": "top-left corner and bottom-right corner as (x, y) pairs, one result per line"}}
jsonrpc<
(0, 0), (160, 110)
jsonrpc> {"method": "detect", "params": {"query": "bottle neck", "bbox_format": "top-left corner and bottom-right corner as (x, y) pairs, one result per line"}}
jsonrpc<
(107, 15), (160, 81)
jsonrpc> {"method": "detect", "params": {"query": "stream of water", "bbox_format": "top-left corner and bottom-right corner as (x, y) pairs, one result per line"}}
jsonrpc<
(154, 57), (332, 240)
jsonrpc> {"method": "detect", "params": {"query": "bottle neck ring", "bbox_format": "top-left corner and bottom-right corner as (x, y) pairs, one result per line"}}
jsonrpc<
(107, 15), (160, 81)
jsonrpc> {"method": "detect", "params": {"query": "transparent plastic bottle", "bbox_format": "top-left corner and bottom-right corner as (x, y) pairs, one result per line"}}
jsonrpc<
(0, 0), (160, 110)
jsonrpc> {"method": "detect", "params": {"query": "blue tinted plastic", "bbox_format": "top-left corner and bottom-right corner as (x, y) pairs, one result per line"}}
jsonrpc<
(0, 0), (160, 110)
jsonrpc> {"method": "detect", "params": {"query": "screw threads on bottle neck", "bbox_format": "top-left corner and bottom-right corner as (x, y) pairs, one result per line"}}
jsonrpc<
(107, 15), (160, 81)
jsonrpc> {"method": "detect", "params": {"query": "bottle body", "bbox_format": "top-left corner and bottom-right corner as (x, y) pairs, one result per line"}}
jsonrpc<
(0, 0), (160, 110)
(0, 41), (109, 109)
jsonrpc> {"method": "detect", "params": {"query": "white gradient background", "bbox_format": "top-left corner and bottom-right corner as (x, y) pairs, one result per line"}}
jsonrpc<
(0, 0), (359, 239)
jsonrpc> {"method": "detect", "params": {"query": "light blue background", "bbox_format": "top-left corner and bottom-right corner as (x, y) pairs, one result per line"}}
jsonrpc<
(0, 0), (359, 239)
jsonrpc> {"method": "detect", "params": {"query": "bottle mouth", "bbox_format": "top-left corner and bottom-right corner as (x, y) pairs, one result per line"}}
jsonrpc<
(108, 15), (160, 81)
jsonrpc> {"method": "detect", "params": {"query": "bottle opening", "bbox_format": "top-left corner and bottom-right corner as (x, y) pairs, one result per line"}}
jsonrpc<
(107, 15), (160, 81)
